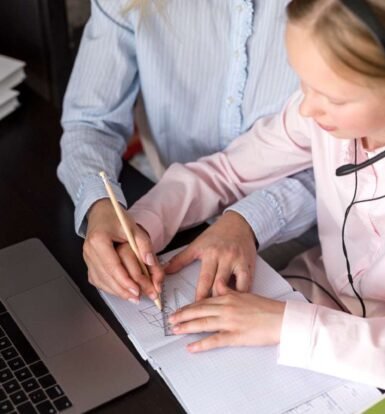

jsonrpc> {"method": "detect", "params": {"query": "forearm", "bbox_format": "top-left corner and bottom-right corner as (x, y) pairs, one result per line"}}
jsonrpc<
(130, 92), (313, 251)
(57, 0), (140, 236)
(279, 300), (385, 388)
(225, 169), (316, 250)
(58, 128), (128, 237)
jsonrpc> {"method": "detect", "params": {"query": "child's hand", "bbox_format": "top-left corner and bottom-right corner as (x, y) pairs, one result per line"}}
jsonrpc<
(165, 211), (257, 301)
(168, 283), (285, 352)
(83, 199), (164, 302)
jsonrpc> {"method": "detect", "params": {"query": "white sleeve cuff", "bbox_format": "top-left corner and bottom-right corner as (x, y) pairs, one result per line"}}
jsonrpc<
(278, 300), (317, 369)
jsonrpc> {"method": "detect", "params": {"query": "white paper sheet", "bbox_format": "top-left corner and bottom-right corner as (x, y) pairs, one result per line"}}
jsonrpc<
(284, 383), (381, 414)
(101, 252), (352, 413)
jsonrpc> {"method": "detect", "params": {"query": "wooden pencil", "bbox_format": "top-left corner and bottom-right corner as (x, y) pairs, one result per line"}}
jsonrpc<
(99, 171), (162, 310)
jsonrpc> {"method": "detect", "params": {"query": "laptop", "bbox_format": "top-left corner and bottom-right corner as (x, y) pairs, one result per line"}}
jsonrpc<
(0, 238), (149, 414)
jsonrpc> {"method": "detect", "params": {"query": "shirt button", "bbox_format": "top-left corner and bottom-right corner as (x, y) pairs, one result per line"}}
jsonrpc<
(226, 96), (234, 105)
(237, 4), (244, 12)
(234, 49), (240, 59)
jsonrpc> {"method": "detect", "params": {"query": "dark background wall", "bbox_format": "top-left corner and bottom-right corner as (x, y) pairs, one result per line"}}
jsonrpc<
(0, 0), (90, 108)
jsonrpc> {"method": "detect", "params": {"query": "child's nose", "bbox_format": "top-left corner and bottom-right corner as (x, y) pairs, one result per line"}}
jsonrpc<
(299, 92), (324, 119)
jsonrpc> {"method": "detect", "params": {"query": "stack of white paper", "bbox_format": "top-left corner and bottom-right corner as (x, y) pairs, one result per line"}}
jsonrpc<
(100, 250), (380, 413)
(0, 54), (26, 121)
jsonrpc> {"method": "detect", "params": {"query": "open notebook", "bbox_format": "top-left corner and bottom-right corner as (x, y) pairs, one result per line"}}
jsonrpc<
(100, 249), (378, 413)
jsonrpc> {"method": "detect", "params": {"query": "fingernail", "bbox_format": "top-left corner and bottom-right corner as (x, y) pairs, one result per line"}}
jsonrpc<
(168, 315), (175, 324)
(129, 288), (139, 296)
(187, 343), (197, 352)
(128, 298), (139, 305)
(172, 325), (180, 333)
(149, 292), (158, 301)
(146, 253), (155, 266)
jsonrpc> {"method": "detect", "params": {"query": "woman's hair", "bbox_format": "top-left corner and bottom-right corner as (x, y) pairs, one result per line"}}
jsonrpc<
(125, 0), (165, 14)
(287, 0), (385, 84)
(126, 0), (149, 11)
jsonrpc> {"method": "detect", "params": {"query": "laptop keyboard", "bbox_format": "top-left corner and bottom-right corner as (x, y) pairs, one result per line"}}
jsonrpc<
(0, 301), (72, 413)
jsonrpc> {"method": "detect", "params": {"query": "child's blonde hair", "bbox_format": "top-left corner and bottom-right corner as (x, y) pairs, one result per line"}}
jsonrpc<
(287, 0), (385, 84)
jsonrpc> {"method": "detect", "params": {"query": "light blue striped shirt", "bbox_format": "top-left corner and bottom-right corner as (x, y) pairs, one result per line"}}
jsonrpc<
(58, 0), (316, 249)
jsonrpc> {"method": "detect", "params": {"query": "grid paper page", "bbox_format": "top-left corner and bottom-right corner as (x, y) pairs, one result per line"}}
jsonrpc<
(101, 291), (180, 355)
(284, 383), (381, 414)
(151, 290), (341, 414)
(100, 258), (202, 355)
(100, 254), (295, 356)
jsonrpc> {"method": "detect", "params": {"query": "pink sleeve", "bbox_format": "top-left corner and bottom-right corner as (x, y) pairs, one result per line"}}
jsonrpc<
(129, 91), (312, 252)
(279, 300), (385, 388)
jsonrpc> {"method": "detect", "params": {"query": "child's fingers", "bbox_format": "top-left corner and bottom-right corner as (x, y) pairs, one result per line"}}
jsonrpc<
(172, 315), (223, 335)
(186, 332), (235, 353)
(169, 300), (222, 325)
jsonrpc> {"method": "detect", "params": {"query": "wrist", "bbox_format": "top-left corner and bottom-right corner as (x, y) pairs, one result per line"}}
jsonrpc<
(86, 198), (111, 220)
(275, 301), (286, 343)
(224, 211), (259, 250)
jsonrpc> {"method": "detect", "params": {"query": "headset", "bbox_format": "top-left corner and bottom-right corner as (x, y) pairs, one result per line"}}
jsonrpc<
(335, 0), (385, 178)
(285, 0), (385, 318)
(336, 1), (385, 317)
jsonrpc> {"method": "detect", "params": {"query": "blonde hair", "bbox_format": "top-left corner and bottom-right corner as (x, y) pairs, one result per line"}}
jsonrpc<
(287, 0), (385, 84)
(125, 0), (165, 15)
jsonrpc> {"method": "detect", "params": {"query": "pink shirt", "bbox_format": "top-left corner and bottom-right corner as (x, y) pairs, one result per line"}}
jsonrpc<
(130, 91), (385, 388)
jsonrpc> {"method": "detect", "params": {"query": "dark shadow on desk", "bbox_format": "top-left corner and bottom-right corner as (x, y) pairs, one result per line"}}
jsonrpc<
(0, 0), (72, 108)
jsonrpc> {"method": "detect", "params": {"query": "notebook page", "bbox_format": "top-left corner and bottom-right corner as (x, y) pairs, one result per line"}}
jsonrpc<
(100, 254), (294, 356)
(150, 289), (341, 414)
(100, 258), (202, 355)
(284, 383), (381, 414)
(100, 291), (179, 356)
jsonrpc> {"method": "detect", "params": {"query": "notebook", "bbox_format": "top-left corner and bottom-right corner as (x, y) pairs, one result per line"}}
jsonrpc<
(0, 89), (19, 121)
(0, 55), (25, 95)
(101, 248), (348, 414)
(0, 239), (149, 414)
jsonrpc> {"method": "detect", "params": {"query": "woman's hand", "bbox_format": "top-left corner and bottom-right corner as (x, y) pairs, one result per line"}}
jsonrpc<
(168, 283), (285, 352)
(83, 199), (164, 302)
(165, 211), (258, 301)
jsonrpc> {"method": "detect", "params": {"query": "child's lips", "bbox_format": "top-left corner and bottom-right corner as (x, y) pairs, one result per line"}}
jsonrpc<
(317, 121), (337, 132)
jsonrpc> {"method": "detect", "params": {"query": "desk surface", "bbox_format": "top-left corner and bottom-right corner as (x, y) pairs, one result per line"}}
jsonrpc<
(0, 89), (205, 413)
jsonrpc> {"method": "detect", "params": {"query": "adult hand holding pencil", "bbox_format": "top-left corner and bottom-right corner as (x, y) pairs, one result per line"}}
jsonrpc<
(97, 171), (162, 309)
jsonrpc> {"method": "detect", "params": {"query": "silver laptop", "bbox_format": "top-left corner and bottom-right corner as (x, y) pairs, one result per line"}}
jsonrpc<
(0, 238), (149, 414)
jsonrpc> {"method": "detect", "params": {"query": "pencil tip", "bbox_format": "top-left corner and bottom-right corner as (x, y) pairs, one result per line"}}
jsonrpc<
(155, 297), (162, 311)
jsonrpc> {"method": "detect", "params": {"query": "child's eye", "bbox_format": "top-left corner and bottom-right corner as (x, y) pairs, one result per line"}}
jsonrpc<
(328, 99), (347, 106)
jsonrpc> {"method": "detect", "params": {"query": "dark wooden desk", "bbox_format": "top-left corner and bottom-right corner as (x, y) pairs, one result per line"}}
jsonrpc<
(0, 89), (205, 413)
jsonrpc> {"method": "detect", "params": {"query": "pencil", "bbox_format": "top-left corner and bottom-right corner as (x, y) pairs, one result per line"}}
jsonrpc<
(99, 171), (162, 310)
